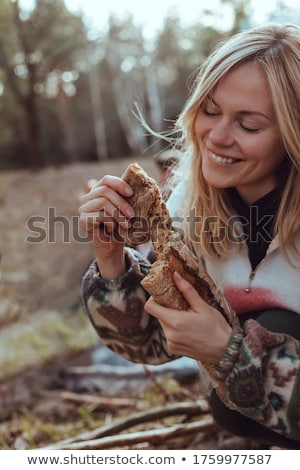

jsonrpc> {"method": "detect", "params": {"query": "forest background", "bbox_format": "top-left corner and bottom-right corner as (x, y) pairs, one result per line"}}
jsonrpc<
(1, 0), (299, 170)
(0, 0), (299, 450)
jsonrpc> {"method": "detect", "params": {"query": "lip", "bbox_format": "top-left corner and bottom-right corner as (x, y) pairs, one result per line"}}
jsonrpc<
(207, 150), (242, 166)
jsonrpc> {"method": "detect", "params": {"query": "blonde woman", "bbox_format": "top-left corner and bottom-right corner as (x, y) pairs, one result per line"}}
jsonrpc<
(79, 24), (300, 448)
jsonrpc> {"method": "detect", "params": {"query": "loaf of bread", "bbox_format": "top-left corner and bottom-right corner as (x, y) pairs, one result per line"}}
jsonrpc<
(121, 163), (235, 324)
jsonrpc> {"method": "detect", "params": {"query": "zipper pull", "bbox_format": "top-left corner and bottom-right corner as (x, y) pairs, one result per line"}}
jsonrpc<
(245, 270), (255, 293)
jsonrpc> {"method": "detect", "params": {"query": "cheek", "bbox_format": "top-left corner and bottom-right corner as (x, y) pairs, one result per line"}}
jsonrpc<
(194, 119), (201, 139)
(241, 135), (284, 165)
(194, 112), (206, 132)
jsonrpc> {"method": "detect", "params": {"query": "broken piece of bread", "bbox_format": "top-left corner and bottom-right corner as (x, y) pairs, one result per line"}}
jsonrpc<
(121, 163), (235, 325)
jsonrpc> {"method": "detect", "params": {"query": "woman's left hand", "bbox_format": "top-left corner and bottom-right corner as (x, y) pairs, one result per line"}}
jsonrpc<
(144, 271), (232, 364)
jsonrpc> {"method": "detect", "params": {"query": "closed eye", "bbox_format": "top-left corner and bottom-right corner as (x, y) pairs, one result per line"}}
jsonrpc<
(239, 122), (261, 133)
(203, 107), (220, 116)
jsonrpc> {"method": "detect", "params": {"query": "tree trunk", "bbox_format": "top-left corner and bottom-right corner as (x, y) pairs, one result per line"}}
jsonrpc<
(88, 67), (108, 160)
(22, 95), (44, 169)
(56, 83), (78, 163)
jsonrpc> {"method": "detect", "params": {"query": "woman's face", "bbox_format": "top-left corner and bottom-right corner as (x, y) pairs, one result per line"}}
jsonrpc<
(195, 62), (286, 204)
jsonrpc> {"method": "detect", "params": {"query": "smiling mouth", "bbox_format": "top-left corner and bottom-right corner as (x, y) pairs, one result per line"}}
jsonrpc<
(208, 151), (241, 165)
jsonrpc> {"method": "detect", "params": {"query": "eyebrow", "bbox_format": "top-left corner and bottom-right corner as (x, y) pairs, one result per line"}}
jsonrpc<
(237, 110), (271, 120)
(208, 96), (271, 121)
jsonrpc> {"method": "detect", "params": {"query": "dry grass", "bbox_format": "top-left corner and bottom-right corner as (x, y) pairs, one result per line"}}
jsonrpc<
(0, 307), (98, 378)
(0, 156), (159, 377)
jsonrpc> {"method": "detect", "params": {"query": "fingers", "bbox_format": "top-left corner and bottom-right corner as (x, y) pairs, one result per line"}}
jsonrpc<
(80, 197), (131, 230)
(144, 296), (166, 317)
(82, 188), (134, 218)
(173, 271), (207, 312)
(145, 296), (187, 325)
(145, 271), (210, 320)
(82, 175), (132, 203)
(86, 179), (98, 192)
(79, 175), (135, 235)
(145, 272), (207, 317)
(79, 211), (116, 235)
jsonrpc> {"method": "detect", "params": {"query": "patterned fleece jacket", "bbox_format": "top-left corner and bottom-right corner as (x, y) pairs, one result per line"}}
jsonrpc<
(82, 246), (300, 442)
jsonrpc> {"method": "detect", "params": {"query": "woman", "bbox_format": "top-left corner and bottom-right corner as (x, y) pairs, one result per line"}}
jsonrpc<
(79, 24), (300, 448)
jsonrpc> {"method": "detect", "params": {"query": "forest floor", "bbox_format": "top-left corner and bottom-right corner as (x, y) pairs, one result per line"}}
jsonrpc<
(0, 157), (269, 450)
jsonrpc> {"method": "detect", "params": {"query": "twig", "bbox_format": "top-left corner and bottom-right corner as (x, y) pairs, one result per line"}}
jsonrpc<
(43, 400), (210, 449)
(142, 365), (171, 402)
(43, 415), (215, 450)
(61, 391), (137, 408)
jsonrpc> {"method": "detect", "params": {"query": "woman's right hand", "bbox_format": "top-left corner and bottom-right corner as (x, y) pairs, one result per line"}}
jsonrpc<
(79, 175), (135, 279)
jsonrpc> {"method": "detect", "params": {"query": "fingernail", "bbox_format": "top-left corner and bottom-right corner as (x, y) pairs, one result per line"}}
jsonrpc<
(126, 207), (135, 217)
(123, 219), (131, 228)
(125, 186), (133, 196)
(174, 271), (182, 280)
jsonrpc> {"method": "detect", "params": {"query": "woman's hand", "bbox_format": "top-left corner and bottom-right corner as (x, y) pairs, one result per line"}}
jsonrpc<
(79, 175), (135, 279)
(145, 271), (232, 364)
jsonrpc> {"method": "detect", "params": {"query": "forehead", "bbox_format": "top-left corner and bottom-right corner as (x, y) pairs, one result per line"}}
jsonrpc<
(211, 62), (275, 116)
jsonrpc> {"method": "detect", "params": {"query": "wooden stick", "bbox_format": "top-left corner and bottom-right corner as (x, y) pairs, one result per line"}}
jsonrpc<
(142, 365), (171, 402)
(61, 391), (137, 408)
(43, 400), (210, 449)
(44, 416), (215, 450)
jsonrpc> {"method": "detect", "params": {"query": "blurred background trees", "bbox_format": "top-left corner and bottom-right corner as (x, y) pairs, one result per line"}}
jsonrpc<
(0, 0), (297, 170)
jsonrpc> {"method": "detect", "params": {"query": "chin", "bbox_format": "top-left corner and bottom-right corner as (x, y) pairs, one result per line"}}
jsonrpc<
(203, 170), (231, 189)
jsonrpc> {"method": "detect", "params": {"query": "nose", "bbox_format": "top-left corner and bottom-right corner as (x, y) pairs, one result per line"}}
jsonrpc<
(209, 118), (234, 147)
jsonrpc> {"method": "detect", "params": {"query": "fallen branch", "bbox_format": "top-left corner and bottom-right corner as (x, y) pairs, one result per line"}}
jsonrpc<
(43, 399), (210, 450)
(44, 415), (215, 450)
(61, 391), (137, 408)
(142, 365), (171, 402)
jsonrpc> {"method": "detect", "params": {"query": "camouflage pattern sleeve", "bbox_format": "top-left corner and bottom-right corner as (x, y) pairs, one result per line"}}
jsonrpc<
(212, 319), (300, 441)
(81, 246), (177, 364)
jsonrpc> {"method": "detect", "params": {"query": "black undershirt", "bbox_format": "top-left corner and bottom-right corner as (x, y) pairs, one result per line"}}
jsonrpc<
(226, 187), (282, 270)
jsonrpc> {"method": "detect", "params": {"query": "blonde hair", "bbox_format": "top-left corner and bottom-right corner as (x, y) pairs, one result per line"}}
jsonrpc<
(172, 23), (300, 261)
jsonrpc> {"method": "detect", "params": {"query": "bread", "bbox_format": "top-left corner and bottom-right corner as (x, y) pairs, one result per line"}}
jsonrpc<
(141, 244), (222, 311)
(121, 163), (235, 324)
(121, 162), (172, 250)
